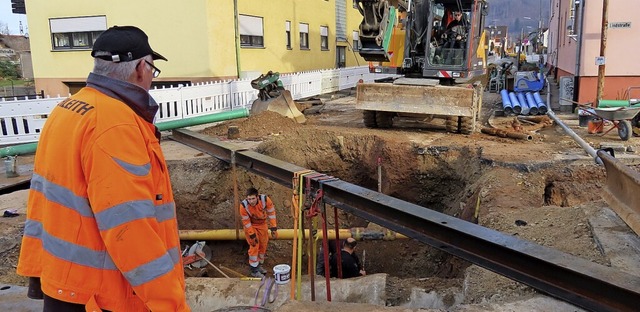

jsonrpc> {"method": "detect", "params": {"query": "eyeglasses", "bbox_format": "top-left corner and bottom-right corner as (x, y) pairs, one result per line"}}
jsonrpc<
(144, 60), (161, 78)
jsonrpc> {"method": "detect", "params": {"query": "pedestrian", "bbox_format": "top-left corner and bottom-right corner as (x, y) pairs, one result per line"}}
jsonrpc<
(16, 26), (190, 311)
(240, 187), (278, 278)
(330, 238), (366, 278)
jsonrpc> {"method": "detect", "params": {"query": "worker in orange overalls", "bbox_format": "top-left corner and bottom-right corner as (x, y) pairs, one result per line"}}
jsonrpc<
(240, 187), (278, 278)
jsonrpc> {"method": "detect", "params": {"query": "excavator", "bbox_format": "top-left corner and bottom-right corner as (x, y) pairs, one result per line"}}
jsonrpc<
(354, 0), (489, 133)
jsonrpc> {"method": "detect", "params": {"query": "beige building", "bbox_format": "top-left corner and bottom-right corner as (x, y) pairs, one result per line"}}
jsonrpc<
(548, 0), (640, 104)
(485, 25), (508, 56)
(23, 0), (367, 96)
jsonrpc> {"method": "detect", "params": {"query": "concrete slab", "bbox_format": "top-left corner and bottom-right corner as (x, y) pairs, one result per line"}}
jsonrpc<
(599, 141), (628, 153)
(404, 287), (464, 310)
(455, 296), (585, 312)
(186, 274), (387, 311)
(276, 300), (436, 311)
(588, 207), (640, 278)
(0, 276), (610, 312)
(0, 285), (43, 312)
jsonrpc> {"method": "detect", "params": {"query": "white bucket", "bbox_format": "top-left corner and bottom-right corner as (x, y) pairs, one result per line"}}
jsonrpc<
(273, 264), (291, 285)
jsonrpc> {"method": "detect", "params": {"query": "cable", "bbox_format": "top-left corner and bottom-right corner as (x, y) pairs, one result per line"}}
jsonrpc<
(343, 39), (361, 67)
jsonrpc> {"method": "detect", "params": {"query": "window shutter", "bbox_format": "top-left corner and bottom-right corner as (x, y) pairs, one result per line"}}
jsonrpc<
(299, 23), (309, 33)
(239, 15), (263, 36)
(335, 0), (347, 41)
(320, 26), (328, 36)
(50, 16), (107, 33)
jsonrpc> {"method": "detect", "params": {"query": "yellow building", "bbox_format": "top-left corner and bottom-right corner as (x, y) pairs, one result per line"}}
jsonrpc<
(24, 0), (367, 95)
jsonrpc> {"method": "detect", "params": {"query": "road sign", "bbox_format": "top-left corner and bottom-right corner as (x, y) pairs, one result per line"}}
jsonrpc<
(595, 56), (606, 66)
(609, 22), (631, 29)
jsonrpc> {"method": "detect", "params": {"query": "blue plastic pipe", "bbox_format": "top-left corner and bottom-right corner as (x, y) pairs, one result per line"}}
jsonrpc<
(516, 92), (530, 115)
(534, 92), (548, 114)
(500, 89), (513, 115)
(508, 92), (522, 115)
(525, 92), (539, 115)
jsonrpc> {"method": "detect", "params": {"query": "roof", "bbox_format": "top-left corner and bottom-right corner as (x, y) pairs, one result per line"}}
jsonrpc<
(0, 34), (30, 52)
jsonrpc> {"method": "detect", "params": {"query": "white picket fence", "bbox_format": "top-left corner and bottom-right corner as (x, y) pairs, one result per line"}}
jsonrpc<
(0, 66), (396, 146)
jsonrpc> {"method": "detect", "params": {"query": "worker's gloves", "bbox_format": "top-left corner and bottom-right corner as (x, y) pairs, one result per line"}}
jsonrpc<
(270, 227), (278, 239)
(249, 233), (259, 247)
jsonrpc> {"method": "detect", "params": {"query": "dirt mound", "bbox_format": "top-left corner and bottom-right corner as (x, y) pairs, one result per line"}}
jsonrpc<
(201, 111), (301, 139)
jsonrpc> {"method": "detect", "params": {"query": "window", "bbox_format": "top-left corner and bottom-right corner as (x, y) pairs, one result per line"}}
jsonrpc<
(285, 21), (291, 49)
(299, 23), (309, 49)
(240, 15), (264, 48)
(352, 31), (360, 51)
(49, 16), (106, 50)
(320, 26), (329, 50)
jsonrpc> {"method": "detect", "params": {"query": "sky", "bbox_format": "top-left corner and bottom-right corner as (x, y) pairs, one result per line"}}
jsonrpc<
(0, 0), (28, 35)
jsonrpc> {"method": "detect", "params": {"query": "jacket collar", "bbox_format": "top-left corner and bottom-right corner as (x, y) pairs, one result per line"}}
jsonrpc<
(86, 72), (159, 123)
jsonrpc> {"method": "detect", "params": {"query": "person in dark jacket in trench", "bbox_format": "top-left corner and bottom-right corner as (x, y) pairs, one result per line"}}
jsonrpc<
(330, 238), (366, 278)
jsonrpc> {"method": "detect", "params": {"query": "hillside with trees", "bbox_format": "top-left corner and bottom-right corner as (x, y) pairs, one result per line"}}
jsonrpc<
(486, 0), (550, 38)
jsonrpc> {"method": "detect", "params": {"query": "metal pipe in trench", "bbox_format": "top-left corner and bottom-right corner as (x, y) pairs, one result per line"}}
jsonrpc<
(179, 228), (407, 241)
(544, 81), (602, 165)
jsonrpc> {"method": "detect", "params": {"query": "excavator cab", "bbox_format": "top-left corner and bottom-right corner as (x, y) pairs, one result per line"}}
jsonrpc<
(355, 0), (488, 83)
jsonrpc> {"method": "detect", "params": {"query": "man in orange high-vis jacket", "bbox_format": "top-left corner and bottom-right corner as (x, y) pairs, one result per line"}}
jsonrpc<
(239, 187), (278, 278)
(16, 26), (190, 311)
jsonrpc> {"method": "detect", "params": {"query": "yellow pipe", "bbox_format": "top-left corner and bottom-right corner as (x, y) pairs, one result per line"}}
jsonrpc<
(178, 229), (407, 241)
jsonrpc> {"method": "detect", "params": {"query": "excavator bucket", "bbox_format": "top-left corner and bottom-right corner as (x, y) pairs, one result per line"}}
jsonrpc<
(597, 150), (640, 236)
(250, 90), (306, 123)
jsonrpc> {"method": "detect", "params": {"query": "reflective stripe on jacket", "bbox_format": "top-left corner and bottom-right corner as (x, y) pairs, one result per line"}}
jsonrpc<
(239, 194), (277, 236)
(17, 86), (189, 311)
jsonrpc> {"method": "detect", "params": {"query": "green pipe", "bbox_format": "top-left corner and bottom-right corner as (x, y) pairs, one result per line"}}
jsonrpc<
(155, 108), (249, 131)
(1, 109), (249, 158)
(598, 99), (640, 108)
(0, 142), (38, 158)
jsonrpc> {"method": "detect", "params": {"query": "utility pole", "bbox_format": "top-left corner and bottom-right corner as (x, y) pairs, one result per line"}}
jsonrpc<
(517, 28), (524, 70)
(538, 0), (543, 54)
(596, 0), (609, 107)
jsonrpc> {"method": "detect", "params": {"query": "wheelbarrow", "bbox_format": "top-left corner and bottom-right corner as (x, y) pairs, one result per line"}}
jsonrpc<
(581, 106), (640, 141)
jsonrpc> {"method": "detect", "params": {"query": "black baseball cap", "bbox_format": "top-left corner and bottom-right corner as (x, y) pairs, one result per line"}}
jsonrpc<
(91, 26), (167, 62)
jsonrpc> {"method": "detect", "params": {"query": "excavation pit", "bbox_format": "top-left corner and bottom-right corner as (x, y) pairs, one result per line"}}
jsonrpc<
(164, 111), (620, 309)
